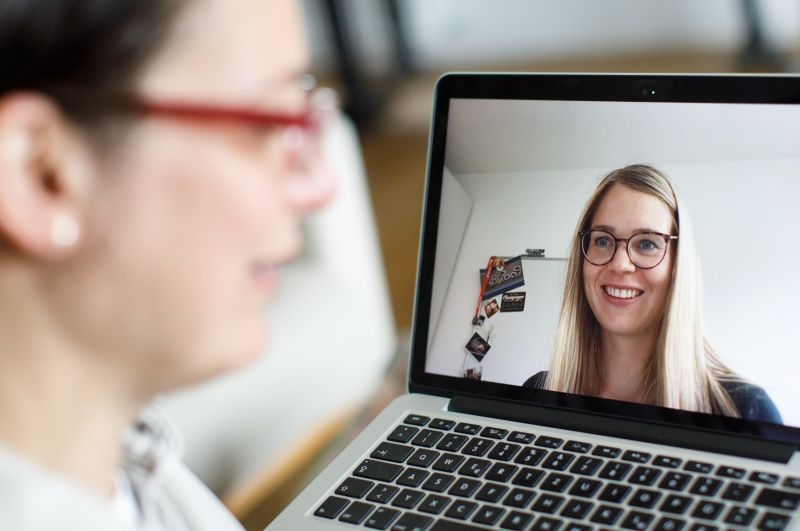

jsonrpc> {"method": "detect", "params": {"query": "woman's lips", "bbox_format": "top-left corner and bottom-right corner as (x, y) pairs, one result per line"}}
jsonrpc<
(602, 285), (643, 307)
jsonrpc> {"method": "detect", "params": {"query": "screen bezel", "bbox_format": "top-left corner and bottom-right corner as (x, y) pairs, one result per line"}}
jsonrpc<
(408, 73), (800, 446)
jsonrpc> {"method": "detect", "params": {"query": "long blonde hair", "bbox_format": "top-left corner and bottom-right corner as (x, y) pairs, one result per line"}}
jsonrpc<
(545, 164), (739, 416)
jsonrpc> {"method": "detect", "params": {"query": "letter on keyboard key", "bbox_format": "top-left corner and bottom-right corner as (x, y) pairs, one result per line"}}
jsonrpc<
(354, 459), (404, 482)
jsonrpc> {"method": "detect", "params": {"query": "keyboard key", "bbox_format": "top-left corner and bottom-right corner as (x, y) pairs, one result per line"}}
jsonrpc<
(692, 500), (724, 520)
(658, 472), (691, 491)
(592, 445), (621, 459)
(391, 488), (424, 509)
(690, 476), (721, 497)
(683, 460), (713, 474)
(511, 467), (545, 488)
(462, 437), (493, 456)
(480, 426), (508, 439)
(314, 495), (349, 519)
(421, 473), (455, 492)
(448, 478), (481, 498)
(396, 468), (429, 487)
(355, 460), (404, 482)
(507, 431), (535, 444)
(560, 498), (594, 520)
(453, 422), (481, 435)
(390, 512), (433, 531)
(412, 429), (444, 448)
(503, 487), (535, 508)
(590, 504), (623, 525)
(514, 447), (547, 466)
(561, 524), (592, 531)
(419, 493), (451, 514)
(472, 504), (506, 526)
(459, 458), (491, 477)
(368, 484), (400, 503)
(621, 510), (654, 530)
(724, 505), (757, 526)
(540, 472), (573, 493)
(339, 501), (375, 524)
(653, 516), (686, 531)
(754, 487), (800, 510)
(785, 476), (800, 490)
(721, 481), (753, 502)
(628, 466), (661, 486)
(475, 482), (508, 503)
(653, 455), (682, 468)
(750, 471), (779, 485)
(388, 425), (419, 443)
(535, 436), (563, 449)
(570, 456), (603, 476)
(758, 511), (791, 530)
(541, 451), (575, 471)
(688, 524), (718, 531)
(488, 442), (521, 461)
(485, 462), (518, 482)
(531, 493), (564, 514)
(569, 478), (601, 498)
(445, 500), (478, 520)
(622, 450), (651, 463)
(629, 488), (661, 508)
(365, 506), (401, 529)
(408, 449), (440, 468)
(337, 477), (374, 498)
(598, 482), (631, 504)
(660, 494), (692, 515)
(532, 516), (562, 530)
(404, 414), (430, 426)
(716, 465), (745, 479)
(432, 452), (465, 473)
(430, 418), (456, 431)
(500, 510), (533, 530)
(599, 461), (631, 481)
(564, 440), (592, 453)
(436, 434), (468, 452)
(372, 442), (415, 463)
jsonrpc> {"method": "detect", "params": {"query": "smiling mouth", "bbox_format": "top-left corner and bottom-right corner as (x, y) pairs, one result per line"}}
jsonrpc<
(604, 286), (643, 299)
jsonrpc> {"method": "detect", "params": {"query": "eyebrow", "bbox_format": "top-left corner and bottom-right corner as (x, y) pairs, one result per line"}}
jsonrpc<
(590, 225), (665, 235)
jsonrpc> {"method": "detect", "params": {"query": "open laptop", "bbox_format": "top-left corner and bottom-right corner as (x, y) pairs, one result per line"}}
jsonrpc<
(267, 73), (800, 531)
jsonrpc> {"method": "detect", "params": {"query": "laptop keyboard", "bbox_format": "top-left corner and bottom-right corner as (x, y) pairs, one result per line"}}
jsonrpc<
(312, 413), (800, 530)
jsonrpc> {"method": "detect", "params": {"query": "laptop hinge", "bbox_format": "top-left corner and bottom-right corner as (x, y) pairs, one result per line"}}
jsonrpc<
(449, 394), (795, 463)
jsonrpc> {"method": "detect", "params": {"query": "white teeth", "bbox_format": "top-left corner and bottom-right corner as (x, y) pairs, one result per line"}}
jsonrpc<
(605, 287), (641, 299)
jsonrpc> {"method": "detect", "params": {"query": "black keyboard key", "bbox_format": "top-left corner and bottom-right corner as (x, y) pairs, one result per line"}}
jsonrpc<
(750, 471), (779, 485)
(396, 468), (429, 487)
(430, 418), (456, 431)
(390, 512), (433, 531)
(658, 472), (691, 491)
(372, 442), (415, 463)
(683, 460), (713, 474)
(599, 461), (631, 481)
(531, 516), (562, 530)
(481, 426), (509, 439)
(724, 505), (757, 526)
(720, 481), (753, 502)
(337, 477), (374, 498)
(314, 495), (349, 519)
(368, 484), (400, 503)
(421, 472), (455, 493)
(758, 511), (791, 530)
(507, 431), (535, 444)
(660, 494), (692, 515)
(598, 482), (631, 504)
(432, 452), (465, 473)
(535, 436), (563, 449)
(622, 450), (651, 463)
(688, 525), (718, 531)
(445, 500), (478, 520)
(339, 501), (375, 524)
(628, 465), (661, 486)
(785, 476), (800, 490)
(472, 505), (506, 526)
(458, 457), (491, 477)
(570, 456), (603, 476)
(560, 498), (594, 520)
(485, 462), (518, 482)
(540, 472), (573, 493)
(569, 478), (601, 498)
(388, 425), (419, 443)
(590, 504), (623, 525)
(448, 478), (481, 498)
(564, 440), (592, 453)
(754, 487), (800, 510)
(408, 449), (440, 468)
(453, 422), (481, 435)
(419, 493), (451, 514)
(462, 437), (493, 456)
(404, 414), (431, 426)
(475, 482), (508, 503)
(412, 429), (444, 448)
(511, 467), (545, 488)
(621, 510), (654, 530)
(531, 493), (564, 514)
(487, 442), (521, 462)
(514, 447), (547, 466)
(692, 500), (724, 520)
(503, 487), (535, 508)
(436, 433), (468, 452)
(715, 465), (745, 479)
(689, 476), (722, 497)
(391, 488), (424, 509)
(592, 445), (621, 459)
(355, 459), (404, 482)
(629, 488), (661, 508)
(653, 455), (682, 468)
(654, 516), (686, 531)
(542, 451), (575, 471)
(500, 510), (533, 530)
(365, 506), (401, 529)
(561, 524), (591, 531)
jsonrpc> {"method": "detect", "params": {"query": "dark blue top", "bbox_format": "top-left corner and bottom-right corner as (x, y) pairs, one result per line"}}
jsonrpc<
(522, 371), (783, 424)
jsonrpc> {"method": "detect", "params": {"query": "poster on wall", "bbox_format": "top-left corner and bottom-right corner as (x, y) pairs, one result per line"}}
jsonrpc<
(479, 256), (524, 300)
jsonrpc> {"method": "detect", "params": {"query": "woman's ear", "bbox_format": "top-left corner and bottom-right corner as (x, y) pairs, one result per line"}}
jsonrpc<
(0, 92), (95, 259)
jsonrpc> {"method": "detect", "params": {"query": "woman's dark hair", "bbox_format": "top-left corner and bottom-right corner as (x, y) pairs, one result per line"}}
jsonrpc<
(0, 0), (185, 127)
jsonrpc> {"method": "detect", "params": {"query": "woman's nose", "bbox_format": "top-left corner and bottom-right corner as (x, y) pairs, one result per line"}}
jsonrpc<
(608, 241), (636, 273)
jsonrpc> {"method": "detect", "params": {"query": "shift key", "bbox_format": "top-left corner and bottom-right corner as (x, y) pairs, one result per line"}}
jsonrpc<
(754, 488), (800, 511)
(353, 459), (404, 482)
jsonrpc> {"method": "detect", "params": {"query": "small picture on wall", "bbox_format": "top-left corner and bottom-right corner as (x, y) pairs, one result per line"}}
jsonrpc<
(465, 332), (491, 362)
(483, 298), (500, 318)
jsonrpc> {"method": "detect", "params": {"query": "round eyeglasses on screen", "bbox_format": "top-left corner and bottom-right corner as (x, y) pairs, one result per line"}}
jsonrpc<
(579, 229), (678, 269)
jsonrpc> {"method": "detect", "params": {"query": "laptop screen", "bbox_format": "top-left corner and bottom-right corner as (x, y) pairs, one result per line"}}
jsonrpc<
(411, 74), (800, 441)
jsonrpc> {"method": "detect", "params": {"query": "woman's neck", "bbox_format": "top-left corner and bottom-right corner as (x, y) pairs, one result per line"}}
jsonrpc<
(597, 330), (658, 403)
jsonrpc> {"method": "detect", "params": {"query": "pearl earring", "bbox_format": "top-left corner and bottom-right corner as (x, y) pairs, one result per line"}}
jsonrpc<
(50, 215), (80, 247)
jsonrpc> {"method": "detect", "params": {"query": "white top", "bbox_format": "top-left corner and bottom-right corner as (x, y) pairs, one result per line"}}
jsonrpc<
(0, 406), (244, 531)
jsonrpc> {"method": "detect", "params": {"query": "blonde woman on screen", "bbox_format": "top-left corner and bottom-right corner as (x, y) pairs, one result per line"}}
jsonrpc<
(523, 164), (781, 423)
